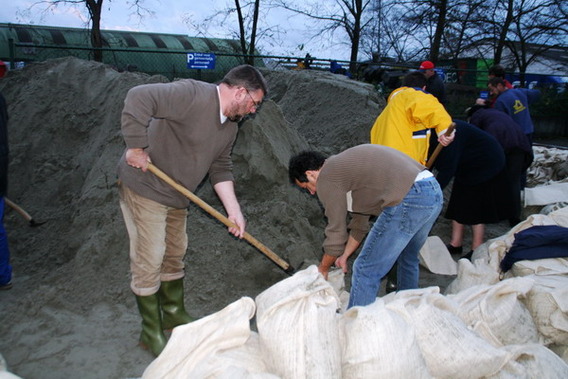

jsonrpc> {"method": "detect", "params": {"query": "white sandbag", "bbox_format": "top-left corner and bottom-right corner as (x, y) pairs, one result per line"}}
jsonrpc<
(486, 344), (568, 379)
(549, 205), (568, 226)
(340, 298), (431, 379)
(507, 257), (568, 278)
(327, 268), (350, 313)
(255, 265), (342, 379)
(212, 333), (278, 379)
(0, 355), (23, 379)
(521, 275), (568, 346)
(445, 258), (500, 295)
(524, 182), (568, 206)
(419, 236), (457, 275)
(385, 290), (510, 379)
(448, 277), (540, 347)
(142, 297), (263, 379)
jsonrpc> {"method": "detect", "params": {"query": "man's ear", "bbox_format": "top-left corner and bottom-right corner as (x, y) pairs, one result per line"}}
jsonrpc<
(306, 170), (318, 181)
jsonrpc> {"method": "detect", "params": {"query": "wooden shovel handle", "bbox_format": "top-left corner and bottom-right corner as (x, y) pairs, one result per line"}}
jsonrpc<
(426, 122), (456, 170)
(147, 163), (294, 274)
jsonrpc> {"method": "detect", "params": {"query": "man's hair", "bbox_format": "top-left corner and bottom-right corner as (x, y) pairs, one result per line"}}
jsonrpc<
(465, 103), (487, 118)
(488, 64), (506, 78)
(403, 71), (428, 88)
(488, 77), (505, 87)
(221, 64), (268, 95)
(288, 151), (327, 184)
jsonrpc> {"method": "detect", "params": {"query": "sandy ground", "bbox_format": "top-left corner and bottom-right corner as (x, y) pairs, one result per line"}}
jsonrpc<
(0, 57), (556, 378)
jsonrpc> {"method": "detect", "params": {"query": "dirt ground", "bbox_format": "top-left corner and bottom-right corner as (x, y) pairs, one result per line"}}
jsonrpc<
(0, 58), (561, 378)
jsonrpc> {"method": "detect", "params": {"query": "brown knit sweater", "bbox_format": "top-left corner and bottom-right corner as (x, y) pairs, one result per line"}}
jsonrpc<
(117, 79), (238, 208)
(317, 144), (425, 256)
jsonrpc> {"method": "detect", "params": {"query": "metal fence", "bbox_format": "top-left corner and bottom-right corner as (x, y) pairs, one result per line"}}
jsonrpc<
(4, 41), (567, 137)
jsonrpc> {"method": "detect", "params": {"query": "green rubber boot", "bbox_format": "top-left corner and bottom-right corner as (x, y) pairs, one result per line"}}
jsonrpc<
(158, 278), (195, 330)
(135, 293), (167, 356)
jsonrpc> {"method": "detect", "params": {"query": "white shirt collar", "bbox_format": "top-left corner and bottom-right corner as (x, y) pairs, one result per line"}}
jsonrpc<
(217, 86), (227, 123)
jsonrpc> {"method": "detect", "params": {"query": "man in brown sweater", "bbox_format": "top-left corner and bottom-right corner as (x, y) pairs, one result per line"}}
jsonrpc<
(118, 65), (267, 355)
(289, 144), (443, 308)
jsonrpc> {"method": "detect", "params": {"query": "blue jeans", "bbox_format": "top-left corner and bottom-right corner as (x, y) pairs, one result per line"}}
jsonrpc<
(0, 197), (12, 286)
(348, 177), (442, 308)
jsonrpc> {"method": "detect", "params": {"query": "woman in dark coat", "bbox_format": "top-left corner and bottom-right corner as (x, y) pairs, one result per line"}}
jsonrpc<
(467, 105), (534, 226)
(432, 120), (512, 257)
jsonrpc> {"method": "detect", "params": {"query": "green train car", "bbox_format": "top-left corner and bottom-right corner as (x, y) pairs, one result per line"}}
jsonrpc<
(0, 23), (264, 81)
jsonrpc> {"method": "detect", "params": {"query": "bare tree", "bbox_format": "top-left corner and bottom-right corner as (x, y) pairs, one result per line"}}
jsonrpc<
(479, 0), (567, 84)
(190, 0), (280, 66)
(271, 0), (373, 72)
(235, 0), (261, 65)
(29, 0), (152, 62)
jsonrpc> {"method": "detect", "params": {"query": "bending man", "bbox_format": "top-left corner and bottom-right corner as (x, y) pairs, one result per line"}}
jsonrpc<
(289, 144), (443, 308)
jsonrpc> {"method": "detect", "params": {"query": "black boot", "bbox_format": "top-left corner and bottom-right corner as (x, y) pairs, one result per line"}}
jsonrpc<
(135, 293), (167, 356)
(159, 278), (195, 330)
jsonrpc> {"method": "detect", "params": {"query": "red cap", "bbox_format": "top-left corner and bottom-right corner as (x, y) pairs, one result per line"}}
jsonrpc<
(419, 61), (435, 70)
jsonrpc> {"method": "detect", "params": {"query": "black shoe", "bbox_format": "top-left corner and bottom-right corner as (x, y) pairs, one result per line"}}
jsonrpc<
(385, 279), (397, 294)
(446, 244), (463, 255)
(0, 281), (12, 290)
(461, 250), (474, 261)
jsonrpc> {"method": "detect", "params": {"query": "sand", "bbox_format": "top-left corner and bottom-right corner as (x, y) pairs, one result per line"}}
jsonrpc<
(0, 57), (514, 378)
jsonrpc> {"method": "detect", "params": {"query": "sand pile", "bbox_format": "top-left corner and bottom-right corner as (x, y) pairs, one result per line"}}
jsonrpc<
(0, 57), (384, 378)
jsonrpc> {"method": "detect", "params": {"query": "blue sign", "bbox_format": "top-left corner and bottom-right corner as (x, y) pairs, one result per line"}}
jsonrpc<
(187, 53), (216, 70)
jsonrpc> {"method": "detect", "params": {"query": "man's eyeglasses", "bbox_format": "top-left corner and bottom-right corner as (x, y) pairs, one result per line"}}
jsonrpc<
(244, 87), (263, 110)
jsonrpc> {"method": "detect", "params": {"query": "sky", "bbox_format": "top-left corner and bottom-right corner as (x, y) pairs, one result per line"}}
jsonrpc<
(1, 0), (351, 61)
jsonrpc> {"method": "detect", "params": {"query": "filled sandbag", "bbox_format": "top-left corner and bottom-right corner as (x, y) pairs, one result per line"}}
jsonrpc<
(340, 298), (431, 378)
(255, 265), (342, 379)
(385, 289), (511, 378)
(449, 277), (540, 347)
(142, 297), (267, 378)
(487, 344), (568, 378)
(445, 258), (500, 295)
(521, 275), (568, 346)
(507, 257), (568, 278)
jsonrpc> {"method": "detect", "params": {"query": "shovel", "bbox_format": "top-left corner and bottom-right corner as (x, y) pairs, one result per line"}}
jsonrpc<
(426, 122), (456, 170)
(4, 198), (47, 227)
(147, 163), (295, 275)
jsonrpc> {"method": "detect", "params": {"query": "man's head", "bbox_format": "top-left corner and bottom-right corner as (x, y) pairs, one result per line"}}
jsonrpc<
(288, 151), (326, 195)
(488, 64), (506, 79)
(220, 64), (268, 122)
(403, 71), (428, 89)
(465, 103), (487, 119)
(419, 61), (435, 78)
(488, 77), (508, 96)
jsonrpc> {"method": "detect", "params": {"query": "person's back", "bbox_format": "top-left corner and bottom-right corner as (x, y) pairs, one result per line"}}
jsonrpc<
(433, 120), (505, 190)
(489, 78), (540, 136)
(370, 72), (452, 165)
(469, 107), (532, 155)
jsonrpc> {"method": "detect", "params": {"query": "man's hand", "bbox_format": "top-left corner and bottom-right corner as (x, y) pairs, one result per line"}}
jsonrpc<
(335, 254), (349, 273)
(318, 253), (337, 280)
(438, 127), (455, 146)
(227, 211), (246, 239)
(125, 148), (150, 171)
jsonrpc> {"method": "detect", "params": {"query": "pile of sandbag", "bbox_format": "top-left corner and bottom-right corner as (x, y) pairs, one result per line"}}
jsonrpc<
(142, 205), (568, 379)
(525, 146), (568, 210)
(447, 206), (568, 364)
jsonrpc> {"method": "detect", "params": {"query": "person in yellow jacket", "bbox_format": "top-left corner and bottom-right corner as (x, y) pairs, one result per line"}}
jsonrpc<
(370, 71), (454, 165)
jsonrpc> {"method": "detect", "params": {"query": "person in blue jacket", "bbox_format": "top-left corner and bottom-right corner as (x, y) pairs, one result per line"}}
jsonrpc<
(0, 92), (12, 290)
